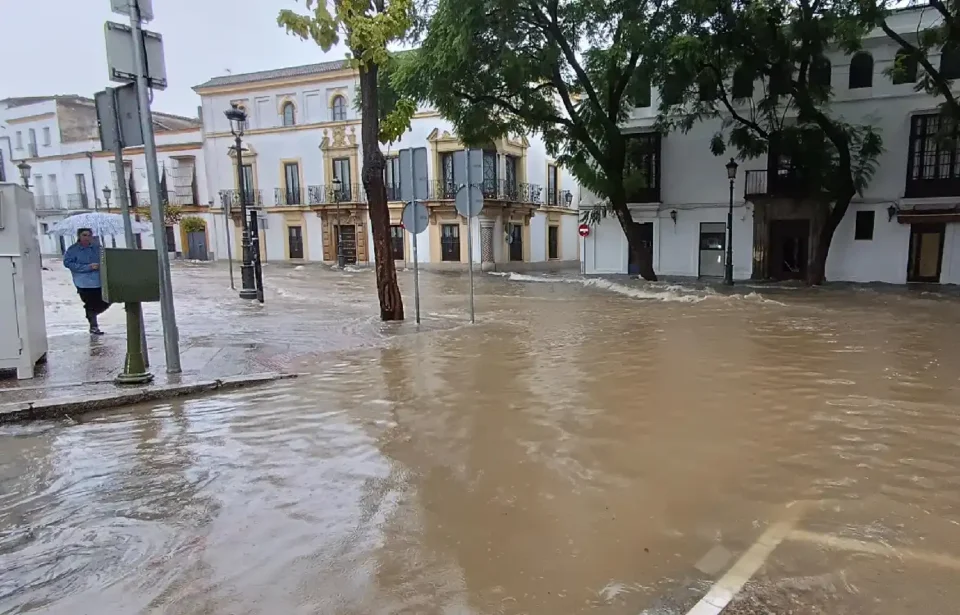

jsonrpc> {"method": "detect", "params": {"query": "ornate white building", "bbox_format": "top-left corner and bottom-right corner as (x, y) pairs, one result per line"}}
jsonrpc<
(584, 7), (960, 285)
(193, 61), (582, 270)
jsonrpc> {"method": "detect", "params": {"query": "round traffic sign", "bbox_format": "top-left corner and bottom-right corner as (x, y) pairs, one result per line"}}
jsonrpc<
(401, 201), (429, 235)
(578, 223), (590, 237)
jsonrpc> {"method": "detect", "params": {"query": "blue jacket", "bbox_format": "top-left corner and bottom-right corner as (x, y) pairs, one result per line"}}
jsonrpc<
(63, 243), (102, 289)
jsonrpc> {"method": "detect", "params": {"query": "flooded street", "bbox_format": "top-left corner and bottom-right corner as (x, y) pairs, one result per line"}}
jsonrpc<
(3, 266), (960, 613)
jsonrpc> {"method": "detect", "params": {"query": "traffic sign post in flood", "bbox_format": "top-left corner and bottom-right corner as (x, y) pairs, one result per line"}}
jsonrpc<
(401, 201), (429, 324)
(455, 150), (484, 324)
(399, 147), (430, 324)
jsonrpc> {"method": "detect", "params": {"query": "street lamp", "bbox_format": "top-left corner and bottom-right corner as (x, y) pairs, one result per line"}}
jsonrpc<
(17, 161), (31, 190)
(102, 185), (112, 208)
(225, 103), (257, 299)
(332, 176), (345, 268)
(724, 157), (738, 286)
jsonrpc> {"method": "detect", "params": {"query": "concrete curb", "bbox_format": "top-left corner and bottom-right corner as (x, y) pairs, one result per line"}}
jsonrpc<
(0, 372), (299, 424)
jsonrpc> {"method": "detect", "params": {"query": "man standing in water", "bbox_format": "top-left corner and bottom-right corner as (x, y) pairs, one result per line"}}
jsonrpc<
(63, 228), (110, 335)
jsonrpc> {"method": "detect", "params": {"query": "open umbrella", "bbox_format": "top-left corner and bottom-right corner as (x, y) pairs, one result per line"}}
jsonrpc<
(47, 212), (153, 237)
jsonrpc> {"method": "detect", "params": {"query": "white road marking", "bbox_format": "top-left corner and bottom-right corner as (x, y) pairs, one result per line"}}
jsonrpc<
(787, 529), (960, 571)
(682, 502), (811, 615)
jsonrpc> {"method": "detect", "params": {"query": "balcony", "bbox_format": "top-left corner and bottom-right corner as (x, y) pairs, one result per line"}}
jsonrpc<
(743, 169), (808, 199)
(66, 193), (92, 209)
(218, 189), (264, 209)
(546, 188), (575, 208)
(136, 191), (202, 207)
(306, 184), (366, 205)
(427, 180), (543, 204)
(274, 187), (307, 206)
(386, 184), (402, 202)
(904, 112), (960, 198)
(34, 195), (66, 211)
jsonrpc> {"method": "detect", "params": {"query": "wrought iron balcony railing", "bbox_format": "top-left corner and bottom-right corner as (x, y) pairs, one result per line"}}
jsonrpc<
(66, 193), (91, 209)
(34, 195), (66, 210)
(218, 188), (264, 209)
(306, 183), (365, 205)
(428, 180), (544, 204)
(274, 187), (307, 206)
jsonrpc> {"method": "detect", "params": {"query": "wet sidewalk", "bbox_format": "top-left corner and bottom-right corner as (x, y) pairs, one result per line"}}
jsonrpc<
(0, 260), (388, 405)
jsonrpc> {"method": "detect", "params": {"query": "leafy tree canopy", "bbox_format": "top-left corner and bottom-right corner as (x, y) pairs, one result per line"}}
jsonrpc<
(656, 0), (883, 203)
(392, 0), (670, 207)
(278, 0), (418, 143)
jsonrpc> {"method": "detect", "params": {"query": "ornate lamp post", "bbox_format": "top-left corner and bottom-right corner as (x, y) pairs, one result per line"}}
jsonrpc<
(332, 176), (345, 268)
(17, 161), (31, 190)
(724, 157), (739, 286)
(225, 103), (257, 299)
(102, 185), (112, 208)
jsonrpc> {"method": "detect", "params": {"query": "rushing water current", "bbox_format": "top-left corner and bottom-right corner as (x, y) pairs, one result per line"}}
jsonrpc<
(3, 267), (960, 614)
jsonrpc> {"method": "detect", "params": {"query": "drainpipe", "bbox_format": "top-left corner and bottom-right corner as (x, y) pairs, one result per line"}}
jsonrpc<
(86, 151), (99, 210)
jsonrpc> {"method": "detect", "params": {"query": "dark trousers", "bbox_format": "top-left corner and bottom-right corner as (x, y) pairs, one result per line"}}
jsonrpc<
(77, 287), (110, 322)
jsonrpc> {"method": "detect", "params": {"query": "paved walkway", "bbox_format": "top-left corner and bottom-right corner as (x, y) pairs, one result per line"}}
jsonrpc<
(0, 259), (392, 404)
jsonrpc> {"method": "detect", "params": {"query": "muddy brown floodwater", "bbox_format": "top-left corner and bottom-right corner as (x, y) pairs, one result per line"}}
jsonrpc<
(3, 268), (960, 614)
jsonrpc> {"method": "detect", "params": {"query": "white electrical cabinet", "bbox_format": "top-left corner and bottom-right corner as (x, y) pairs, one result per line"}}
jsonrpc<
(0, 184), (48, 379)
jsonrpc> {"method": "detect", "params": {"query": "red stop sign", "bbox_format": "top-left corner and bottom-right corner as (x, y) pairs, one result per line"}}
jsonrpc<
(578, 224), (590, 237)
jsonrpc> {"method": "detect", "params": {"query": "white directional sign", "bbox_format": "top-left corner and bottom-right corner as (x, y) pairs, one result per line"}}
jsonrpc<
(105, 21), (167, 89)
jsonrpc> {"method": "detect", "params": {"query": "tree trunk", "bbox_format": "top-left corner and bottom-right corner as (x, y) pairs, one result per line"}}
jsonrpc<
(612, 199), (658, 281)
(358, 61), (405, 321)
(807, 193), (852, 286)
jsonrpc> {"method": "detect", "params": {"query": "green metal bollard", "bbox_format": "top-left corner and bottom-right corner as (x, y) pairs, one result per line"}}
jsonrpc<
(115, 301), (154, 385)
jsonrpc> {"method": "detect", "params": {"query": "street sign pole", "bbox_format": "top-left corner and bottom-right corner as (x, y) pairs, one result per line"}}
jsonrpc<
(464, 165), (475, 324)
(223, 198), (235, 290)
(109, 87), (150, 369)
(128, 0), (180, 373)
(408, 154), (421, 324)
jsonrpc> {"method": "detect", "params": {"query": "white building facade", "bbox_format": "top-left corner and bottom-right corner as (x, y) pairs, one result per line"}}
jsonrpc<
(0, 96), (211, 258)
(194, 61), (582, 270)
(584, 8), (960, 285)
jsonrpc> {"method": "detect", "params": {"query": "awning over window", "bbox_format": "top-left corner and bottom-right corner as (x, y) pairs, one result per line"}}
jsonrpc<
(897, 207), (960, 224)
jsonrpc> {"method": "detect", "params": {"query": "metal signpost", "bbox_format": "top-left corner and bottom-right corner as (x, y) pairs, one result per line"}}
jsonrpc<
(95, 83), (150, 368)
(223, 196), (235, 290)
(399, 147), (429, 324)
(105, 0), (180, 373)
(454, 150), (484, 324)
(101, 248), (160, 384)
(578, 223), (590, 275)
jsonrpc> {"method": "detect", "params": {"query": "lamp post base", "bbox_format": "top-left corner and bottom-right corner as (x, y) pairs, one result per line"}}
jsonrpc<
(115, 370), (155, 385)
(239, 288), (258, 299)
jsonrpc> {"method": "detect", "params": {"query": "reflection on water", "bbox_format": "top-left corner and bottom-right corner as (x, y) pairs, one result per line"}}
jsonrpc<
(4, 270), (960, 613)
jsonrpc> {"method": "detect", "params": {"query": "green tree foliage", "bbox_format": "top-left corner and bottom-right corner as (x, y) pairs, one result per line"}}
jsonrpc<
(874, 2), (960, 118)
(393, 0), (672, 280)
(278, 0), (417, 319)
(657, 0), (883, 284)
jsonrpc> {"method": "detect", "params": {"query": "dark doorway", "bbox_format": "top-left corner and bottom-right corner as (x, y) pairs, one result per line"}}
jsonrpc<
(440, 224), (460, 262)
(907, 223), (945, 283)
(769, 219), (809, 280)
(287, 225), (304, 259)
(164, 225), (177, 253)
(186, 231), (208, 260)
(58, 236), (66, 255)
(627, 222), (654, 275)
(335, 225), (358, 264)
(509, 224), (523, 261)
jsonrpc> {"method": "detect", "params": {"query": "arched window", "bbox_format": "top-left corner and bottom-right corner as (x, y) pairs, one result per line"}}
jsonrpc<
(940, 43), (960, 80)
(282, 102), (296, 126)
(892, 49), (919, 84)
(731, 66), (755, 99)
(849, 51), (874, 89)
(810, 56), (832, 89)
(331, 95), (347, 121)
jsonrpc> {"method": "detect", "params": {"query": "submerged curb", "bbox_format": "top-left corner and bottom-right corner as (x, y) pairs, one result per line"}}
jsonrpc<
(0, 372), (298, 424)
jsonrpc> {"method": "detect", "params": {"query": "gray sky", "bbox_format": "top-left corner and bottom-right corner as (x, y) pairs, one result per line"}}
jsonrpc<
(0, 0), (348, 118)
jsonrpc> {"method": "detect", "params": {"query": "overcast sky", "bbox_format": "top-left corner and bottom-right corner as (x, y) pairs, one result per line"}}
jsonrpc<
(0, 0), (348, 118)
